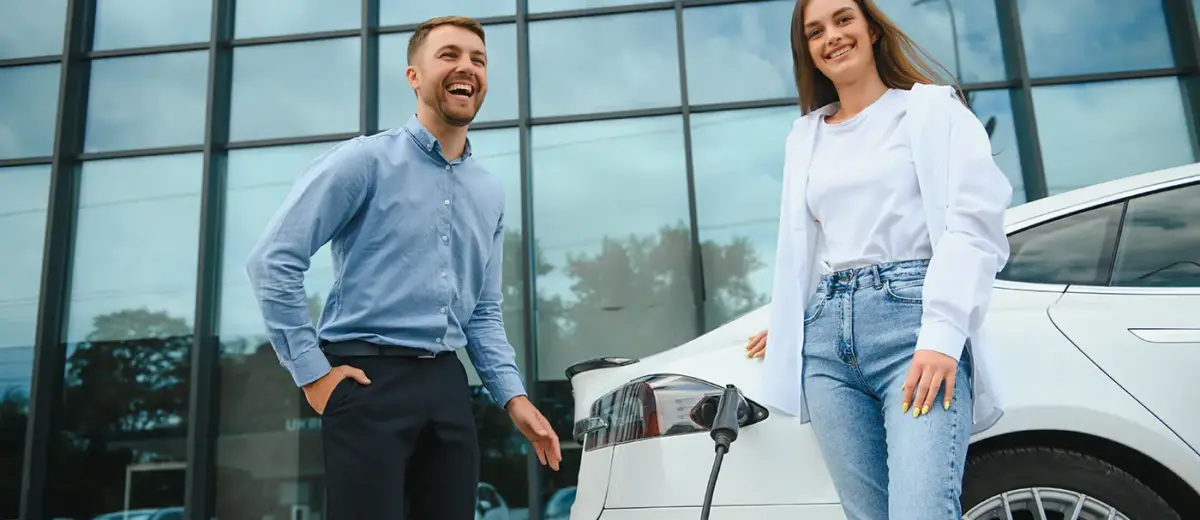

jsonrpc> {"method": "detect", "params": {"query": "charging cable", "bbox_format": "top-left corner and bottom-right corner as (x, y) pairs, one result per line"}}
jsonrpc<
(700, 384), (744, 520)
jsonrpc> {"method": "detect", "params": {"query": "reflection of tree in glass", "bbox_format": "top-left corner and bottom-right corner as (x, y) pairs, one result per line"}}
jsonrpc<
(0, 387), (29, 519)
(50, 309), (192, 518)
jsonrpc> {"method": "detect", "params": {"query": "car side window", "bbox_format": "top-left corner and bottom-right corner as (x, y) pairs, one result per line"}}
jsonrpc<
(1111, 182), (1200, 287)
(998, 201), (1123, 285)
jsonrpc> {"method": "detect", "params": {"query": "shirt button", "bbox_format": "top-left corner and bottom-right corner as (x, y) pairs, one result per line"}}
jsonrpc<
(435, 337), (443, 344)
(441, 235), (448, 242)
(444, 199), (450, 205)
(440, 270), (446, 277)
(445, 165), (451, 171)
(439, 307), (446, 314)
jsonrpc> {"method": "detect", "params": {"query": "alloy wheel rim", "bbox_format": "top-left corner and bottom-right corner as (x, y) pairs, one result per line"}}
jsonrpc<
(964, 487), (1129, 520)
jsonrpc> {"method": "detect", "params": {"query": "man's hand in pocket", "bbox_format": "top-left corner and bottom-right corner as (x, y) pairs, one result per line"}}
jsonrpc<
(303, 365), (372, 414)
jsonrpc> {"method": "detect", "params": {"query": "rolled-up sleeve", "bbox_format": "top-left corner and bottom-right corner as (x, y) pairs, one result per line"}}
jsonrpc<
(915, 96), (1013, 361)
(245, 140), (373, 387)
(463, 213), (528, 408)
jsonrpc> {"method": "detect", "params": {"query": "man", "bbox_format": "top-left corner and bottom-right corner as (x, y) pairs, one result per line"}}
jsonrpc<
(245, 15), (561, 519)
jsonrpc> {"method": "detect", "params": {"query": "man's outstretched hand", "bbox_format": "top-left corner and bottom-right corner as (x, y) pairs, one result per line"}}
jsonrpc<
(506, 395), (562, 471)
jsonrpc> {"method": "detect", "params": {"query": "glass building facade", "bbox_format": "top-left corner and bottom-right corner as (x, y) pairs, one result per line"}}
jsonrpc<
(2, 0), (1199, 518)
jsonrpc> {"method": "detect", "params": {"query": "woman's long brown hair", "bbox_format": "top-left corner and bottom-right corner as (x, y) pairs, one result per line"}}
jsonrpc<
(791, 0), (963, 114)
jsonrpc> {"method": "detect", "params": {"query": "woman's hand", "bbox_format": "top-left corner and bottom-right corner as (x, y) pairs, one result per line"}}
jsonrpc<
(901, 349), (957, 417)
(745, 329), (768, 358)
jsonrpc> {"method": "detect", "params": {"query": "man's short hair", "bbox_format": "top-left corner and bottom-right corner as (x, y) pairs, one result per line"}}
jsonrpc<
(406, 16), (487, 65)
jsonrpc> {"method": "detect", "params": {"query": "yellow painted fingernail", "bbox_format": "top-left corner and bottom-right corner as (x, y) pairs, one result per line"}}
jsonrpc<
(912, 406), (920, 418)
(921, 405), (930, 415)
(901, 402), (909, 413)
(944, 400), (951, 410)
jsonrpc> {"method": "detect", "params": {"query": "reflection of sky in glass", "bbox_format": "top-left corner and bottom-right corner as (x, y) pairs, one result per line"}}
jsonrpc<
(234, 0), (360, 39)
(1018, 0), (1175, 78)
(66, 154), (203, 346)
(378, 24), (519, 129)
(0, 64), (60, 160)
(229, 38), (361, 142)
(683, 1), (794, 105)
(93, 0), (211, 50)
(529, 11), (680, 117)
(0, 0), (67, 59)
(382, 0), (515, 25)
(0, 165), (50, 398)
(84, 51), (209, 152)
(1033, 77), (1196, 196)
(1113, 183), (1200, 287)
(965, 89), (1025, 205)
(529, 0), (661, 14)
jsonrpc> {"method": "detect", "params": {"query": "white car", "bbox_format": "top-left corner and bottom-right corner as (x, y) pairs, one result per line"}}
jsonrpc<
(566, 163), (1200, 520)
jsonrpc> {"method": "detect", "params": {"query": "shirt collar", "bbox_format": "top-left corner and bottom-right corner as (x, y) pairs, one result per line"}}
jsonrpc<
(403, 115), (473, 162)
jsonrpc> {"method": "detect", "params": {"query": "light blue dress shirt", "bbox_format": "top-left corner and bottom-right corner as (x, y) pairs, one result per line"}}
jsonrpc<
(245, 116), (526, 408)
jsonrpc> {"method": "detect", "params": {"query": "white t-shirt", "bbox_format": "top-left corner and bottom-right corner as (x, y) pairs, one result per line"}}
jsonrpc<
(806, 88), (933, 273)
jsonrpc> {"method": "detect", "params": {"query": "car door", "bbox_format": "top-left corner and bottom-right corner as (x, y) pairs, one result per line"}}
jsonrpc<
(1046, 181), (1200, 452)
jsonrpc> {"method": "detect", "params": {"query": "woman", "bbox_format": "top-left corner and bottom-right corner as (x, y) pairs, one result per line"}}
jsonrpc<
(744, 0), (1012, 518)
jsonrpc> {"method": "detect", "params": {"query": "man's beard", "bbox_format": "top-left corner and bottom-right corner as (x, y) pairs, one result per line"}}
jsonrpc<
(422, 85), (484, 127)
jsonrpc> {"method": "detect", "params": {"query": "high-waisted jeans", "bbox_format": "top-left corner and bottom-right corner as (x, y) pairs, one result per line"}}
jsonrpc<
(802, 259), (973, 520)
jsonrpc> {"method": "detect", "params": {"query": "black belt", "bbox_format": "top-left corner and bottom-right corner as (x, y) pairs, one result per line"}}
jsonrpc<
(321, 339), (447, 359)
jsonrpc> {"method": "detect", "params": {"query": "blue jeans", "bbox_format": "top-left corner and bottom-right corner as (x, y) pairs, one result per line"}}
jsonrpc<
(802, 259), (973, 520)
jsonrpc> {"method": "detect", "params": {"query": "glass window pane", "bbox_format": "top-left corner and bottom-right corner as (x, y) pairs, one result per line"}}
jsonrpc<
(999, 201), (1123, 286)
(0, 0), (67, 59)
(529, 12), (680, 117)
(381, 0), (514, 25)
(49, 153), (202, 519)
(379, 24), (517, 128)
(966, 89), (1025, 205)
(1019, 0), (1174, 78)
(85, 51), (209, 153)
(690, 107), (796, 330)
(234, 0), (360, 39)
(532, 115), (694, 514)
(0, 64), (60, 160)
(93, 0), (212, 51)
(214, 131), (530, 516)
(1033, 77), (1195, 196)
(230, 38), (360, 142)
(1112, 182), (1200, 287)
(529, 0), (663, 14)
(885, 0), (1006, 83)
(0, 165), (50, 520)
(682, 1), (794, 106)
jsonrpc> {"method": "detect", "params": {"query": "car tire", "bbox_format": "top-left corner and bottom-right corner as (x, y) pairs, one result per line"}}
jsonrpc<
(961, 446), (1180, 520)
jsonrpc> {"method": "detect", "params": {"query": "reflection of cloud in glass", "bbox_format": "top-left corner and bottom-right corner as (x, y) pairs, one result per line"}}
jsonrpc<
(965, 89), (1025, 205)
(92, 0), (211, 51)
(1033, 77), (1195, 196)
(690, 106), (796, 305)
(0, 64), (60, 160)
(0, 0), (67, 59)
(229, 38), (361, 142)
(0, 165), (51, 350)
(1018, 0), (1174, 78)
(67, 153), (203, 345)
(683, 1), (794, 105)
(881, 0), (1006, 82)
(529, 0), (660, 13)
(84, 51), (209, 152)
(382, 0), (515, 26)
(234, 0), (360, 39)
(378, 24), (518, 129)
(529, 12), (680, 117)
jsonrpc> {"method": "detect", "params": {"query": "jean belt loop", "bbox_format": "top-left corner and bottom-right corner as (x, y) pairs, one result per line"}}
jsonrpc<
(871, 264), (882, 289)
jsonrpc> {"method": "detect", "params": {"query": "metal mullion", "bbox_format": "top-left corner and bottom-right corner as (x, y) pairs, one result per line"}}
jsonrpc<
(1163, 0), (1200, 160)
(530, 106), (682, 126)
(1027, 67), (1187, 88)
(182, 0), (233, 518)
(361, 0), (379, 136)
(376, 15), (518, 35)
(515, 1), (544, 519)
(0, 55), (63, 68)
(994, 0), (1047, 201)
(86, 41), (209, 59)
(20, 0), (94, 517)
(231, 28), (360, 48)
(674, 0), (706, 335)
(0, 156), (54, 167)
(683, 0), (779, 6)
(223, 132), (362, 150)
(78, 144), (205, 161)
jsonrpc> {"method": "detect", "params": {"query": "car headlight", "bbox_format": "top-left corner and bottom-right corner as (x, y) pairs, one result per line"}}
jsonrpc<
(572, 373), (770, 451)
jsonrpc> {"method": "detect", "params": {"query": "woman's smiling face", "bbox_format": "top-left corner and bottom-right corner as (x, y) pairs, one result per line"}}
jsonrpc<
(802, 0), (879, 86)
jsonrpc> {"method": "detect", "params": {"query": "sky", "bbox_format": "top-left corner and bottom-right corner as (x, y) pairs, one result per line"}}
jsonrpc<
(1, 0), (1199, 394)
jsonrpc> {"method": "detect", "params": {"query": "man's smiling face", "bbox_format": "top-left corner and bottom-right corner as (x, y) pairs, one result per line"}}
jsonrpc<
(408, 24), (489, 127)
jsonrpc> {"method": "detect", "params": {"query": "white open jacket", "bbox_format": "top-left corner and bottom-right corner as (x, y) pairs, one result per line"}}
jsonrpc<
(761, 83), (1014, 435)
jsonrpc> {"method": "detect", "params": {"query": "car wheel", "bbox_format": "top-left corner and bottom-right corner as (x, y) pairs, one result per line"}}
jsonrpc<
(961, 446), (1180, 520)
